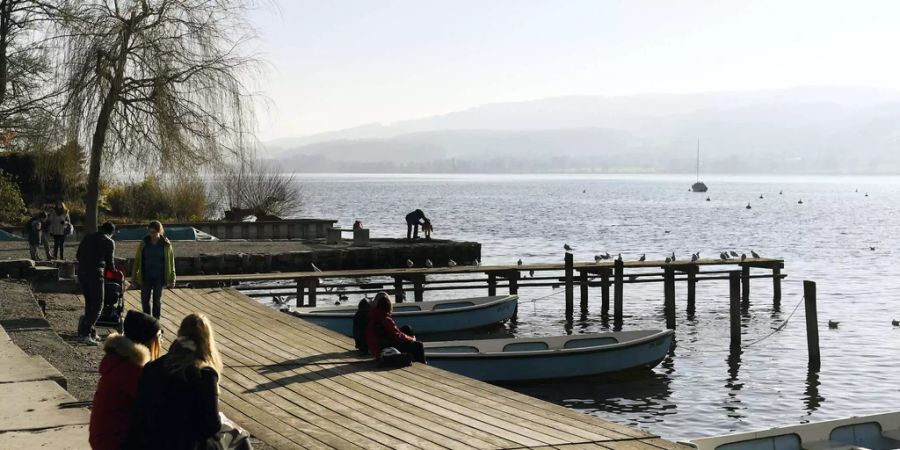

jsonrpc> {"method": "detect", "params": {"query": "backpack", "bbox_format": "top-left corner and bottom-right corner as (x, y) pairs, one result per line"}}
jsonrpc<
(377, 347), (412, 368)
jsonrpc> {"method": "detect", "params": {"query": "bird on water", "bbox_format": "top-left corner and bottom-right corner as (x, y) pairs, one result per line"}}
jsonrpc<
(706, 196), (711, 202)
(746, 203), (752, 209)
(759, 194), (764, 199)
(892, 319), (899, 326)
(828, 320), (840, 329)
(798, 199), (804, 204)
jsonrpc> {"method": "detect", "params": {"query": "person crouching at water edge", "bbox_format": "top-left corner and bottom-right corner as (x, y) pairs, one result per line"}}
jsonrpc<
(89, 311), (161, 450)
(405, 208), (428, 240)
(122, 313), (253, 450)
(365, 292), (427, 364)
(132, 220), (175, 320)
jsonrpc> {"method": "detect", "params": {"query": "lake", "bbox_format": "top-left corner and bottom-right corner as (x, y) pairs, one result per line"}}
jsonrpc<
(289, 173), (900, 441)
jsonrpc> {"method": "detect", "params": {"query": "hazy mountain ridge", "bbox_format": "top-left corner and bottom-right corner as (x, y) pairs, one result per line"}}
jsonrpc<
(267, 87), (900, 174)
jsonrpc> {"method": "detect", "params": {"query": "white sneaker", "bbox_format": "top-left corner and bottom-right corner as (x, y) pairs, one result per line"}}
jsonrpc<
(80, 336), (99, 346)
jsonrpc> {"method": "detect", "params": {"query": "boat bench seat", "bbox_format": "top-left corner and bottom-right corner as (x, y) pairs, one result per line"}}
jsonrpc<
(716, 433), (800, 450)
(802, 440), (868, 450)
(828, 421), (900, 450)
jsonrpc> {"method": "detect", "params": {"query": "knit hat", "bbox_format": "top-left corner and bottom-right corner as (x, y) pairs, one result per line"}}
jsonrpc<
(123, 310), (161, 344)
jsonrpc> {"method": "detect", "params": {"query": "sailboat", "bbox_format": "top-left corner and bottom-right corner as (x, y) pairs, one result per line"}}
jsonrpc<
(691, 138), (708, 193)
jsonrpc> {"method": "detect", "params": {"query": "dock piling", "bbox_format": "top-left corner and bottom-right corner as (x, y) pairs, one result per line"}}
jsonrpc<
(613, 259), (624, 329)
(564, 253), (574, 322)
(741, 265), (750, 308)
(308, 278), (318, 307)
(687, 268), (697, 317)
(508, 271), (519, 295)
(393, 276), (404, 303)
(804, 280), (821, 370)
(412, 275), (425, 302)
(664, 267), (676, 329)
(295, 278), (304, 307)
(579, 270), (589, 314)
(487, 273), (497, 297)
(600, 268), (610, 316)
(773, 267), (782, 310)
(729, 271), (741, 348)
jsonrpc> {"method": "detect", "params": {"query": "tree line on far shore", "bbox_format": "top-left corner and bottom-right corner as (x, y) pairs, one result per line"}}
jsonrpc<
(0, 0), (299, 229)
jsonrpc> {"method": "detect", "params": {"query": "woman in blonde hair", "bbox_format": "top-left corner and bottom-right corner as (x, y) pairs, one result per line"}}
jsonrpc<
(123, 313), (250, 450)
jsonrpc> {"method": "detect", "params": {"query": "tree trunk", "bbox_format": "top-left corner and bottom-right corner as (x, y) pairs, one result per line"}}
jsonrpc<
(84, 27), (133, 232)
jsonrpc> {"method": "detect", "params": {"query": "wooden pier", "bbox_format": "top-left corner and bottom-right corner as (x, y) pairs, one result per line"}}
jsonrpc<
(180, 256), (786, 329)
(124, 287), (689, 450)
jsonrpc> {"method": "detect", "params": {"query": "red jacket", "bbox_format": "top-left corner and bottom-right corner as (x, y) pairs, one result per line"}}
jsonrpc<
(365, 306), (415, 357)
(89, 334), (151, 450)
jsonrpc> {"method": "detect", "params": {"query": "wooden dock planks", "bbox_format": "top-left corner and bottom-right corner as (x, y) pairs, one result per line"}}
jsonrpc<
(125, 287), (689, 450)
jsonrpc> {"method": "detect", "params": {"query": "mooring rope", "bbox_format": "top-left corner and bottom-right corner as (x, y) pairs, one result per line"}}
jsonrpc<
(741, 294), (805, 348)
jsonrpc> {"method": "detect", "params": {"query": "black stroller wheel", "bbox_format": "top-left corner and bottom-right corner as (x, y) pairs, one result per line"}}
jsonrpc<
(117, 316), (124, 334)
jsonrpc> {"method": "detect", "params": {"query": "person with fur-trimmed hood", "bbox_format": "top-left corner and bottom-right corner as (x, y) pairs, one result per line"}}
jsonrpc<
(132, 220), (176, 320)
(89, 310), (161, 450)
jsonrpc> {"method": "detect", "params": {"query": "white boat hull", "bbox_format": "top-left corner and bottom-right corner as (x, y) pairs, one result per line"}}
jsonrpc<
(424, 329), (674, 382)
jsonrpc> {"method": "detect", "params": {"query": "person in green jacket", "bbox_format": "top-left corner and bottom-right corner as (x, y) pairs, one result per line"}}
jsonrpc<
(132, 221), (175, 320)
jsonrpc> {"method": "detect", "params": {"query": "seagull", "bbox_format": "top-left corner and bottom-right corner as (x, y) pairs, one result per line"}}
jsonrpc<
(474, 259), (481, 267)
(517, 259), (523, 266)
(671, 251), (676, 261)
(746, 203), (752, 210)
(798, 199), (804, 204)
(638, 254), (646, 262)
(865, 193), (869, 197)
(448, 259), (457, 267)
(273, 295), (287, 305)
(604, 252), (611, 259)
(691, 253), (699, 262)
(751, 250), (760, 258)
(759, 194), (764, 199)
(406, 259), (414, 268)
(869, 246), (876, 251)
(564, 244), (574, 252)
(730, 251), (739, 258)
(779, 190), (783, 195)
(529, 269), (535, 277)
(706, 196), (711, 202)
(425, 259), (433, 268)
(892, 319), (899, 326)
(664, 230), (671, 234)
(594, 255), (602, 263)
(629, 275), (638, 281)
(741, 254), (746, 262)
(828, 320), (840, 329)
(720, 252), (728, 260)
(616, 253), (623, 262)
(665, 257), (672, 263)
(338, 294), (349, 301)
(311, 263), (323, 273)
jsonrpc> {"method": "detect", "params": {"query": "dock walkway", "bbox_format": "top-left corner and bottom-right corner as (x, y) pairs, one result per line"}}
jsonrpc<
(0, 324), (90, 449)
(130, 287), (689, 450)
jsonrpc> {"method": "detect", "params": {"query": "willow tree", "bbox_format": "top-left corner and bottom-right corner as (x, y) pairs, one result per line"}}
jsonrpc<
(59, 0), (260, 232)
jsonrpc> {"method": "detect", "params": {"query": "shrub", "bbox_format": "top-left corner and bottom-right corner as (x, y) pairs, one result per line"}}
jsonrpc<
(0, 170), (27, 225)
(165, 178), (210, 221)
(103, 176), (211, 222)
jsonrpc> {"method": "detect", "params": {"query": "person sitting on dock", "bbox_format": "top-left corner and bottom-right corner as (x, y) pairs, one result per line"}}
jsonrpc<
(405, 209), (428, 240)
(365, 292), (426, 364)
(353, 298), (370, 354)
(89, 311), (161, 450)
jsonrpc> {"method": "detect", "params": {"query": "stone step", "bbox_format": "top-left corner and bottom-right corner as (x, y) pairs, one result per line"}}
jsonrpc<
(0, 380), (89, 433)
(0, 424), (90, 450)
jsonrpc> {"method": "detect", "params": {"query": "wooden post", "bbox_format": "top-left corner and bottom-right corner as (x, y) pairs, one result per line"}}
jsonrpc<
(804, 280), (821, 370)
(295, 278), (305, 307)
(487, 273), (497, 297)
(508, 271), (519, 295)
(579, 270), (589, 314)
(393, 276), (404, 303)
(613, 259), (624, 329)
(413, 276), (424, 302)
(308, 278), (319, 307)
(664, 267), (676, 329)
(773, 268), (782, 310)
(741, 265), (750, 308)
(565, 253), (574, 322)
(686, 269), (697, 316)
(729, 271), (741, 348)
(601, 268), (610, 316)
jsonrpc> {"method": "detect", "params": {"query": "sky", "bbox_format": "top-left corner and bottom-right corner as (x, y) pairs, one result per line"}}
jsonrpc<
(248, 0), (900, 141)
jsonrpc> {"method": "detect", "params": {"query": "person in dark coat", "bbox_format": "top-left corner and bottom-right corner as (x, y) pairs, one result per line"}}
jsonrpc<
(25, 212), (46, 261)
(89, 311), (161, 450)
(123, 313), (249, 450)
(405, 209), (428, 240)
(352, 299), (370, 354)
(75, 221), (116, 345)
(365, 292), (426, 363)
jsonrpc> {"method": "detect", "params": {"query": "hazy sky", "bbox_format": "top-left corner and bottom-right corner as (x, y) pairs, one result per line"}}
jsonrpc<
(249, 0), (900, 141)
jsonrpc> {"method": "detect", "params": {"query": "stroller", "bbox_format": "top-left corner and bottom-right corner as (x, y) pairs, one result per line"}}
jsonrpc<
(93, 263), (126, 334)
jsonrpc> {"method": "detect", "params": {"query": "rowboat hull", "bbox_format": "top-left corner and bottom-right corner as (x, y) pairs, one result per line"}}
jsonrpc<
(424, 329), (674, 382)
(292, 295), (518, 336)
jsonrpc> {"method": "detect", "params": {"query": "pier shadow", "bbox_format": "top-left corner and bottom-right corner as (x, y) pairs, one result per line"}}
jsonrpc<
(257, 351), (366, 375)
(804, 365), (825, 414)
(246, 359), (374, 393)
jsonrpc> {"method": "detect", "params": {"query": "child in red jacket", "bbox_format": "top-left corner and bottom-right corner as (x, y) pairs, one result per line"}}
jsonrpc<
(365, 292), (426, 363)
(89, 311), (161, 450)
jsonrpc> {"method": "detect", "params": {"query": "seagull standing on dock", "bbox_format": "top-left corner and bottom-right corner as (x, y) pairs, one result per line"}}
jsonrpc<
(741, 254), (746, 261)
(751, 250), (760, 259)
(670, 251), (676, 261)
(529, 269), (535, 277)
(730, 251), (739, 258)
(311, 263), (323, 273)
(474, 259), (481, 267)
(517, 259), (523, 266)
(406, 259), (415, 268)
(273, 295), (286, 305)
(448, 259), (457, 267)
(691, 253), (698, 262)
(564, 244), (574, 253)
(425, 259), (434, 268)
(639, 254), (646, 262)
(720, 252), (728, 260)
(594, 255), (602, 263)
(665, 257), (672, 263)
(616, 253), (623, 262)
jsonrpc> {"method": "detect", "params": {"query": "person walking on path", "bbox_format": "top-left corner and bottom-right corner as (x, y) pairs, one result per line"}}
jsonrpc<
(40, 208), (53, 260)
(89, 311), (161, 450)
(76, 221), (116, 345)
(405, 209), (428, 240)
(123, 313), (252, 450)
(132, 221), (175, 320)
(25, 212), (46, 260)
(365, 292), (427, 363)
(47, 201), (72, 260)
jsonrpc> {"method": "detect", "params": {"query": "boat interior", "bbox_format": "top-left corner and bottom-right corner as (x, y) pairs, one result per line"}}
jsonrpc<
(424, 329), (667, 354)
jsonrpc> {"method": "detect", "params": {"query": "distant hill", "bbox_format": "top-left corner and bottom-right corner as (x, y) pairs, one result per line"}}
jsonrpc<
(267, 87), (900, 174)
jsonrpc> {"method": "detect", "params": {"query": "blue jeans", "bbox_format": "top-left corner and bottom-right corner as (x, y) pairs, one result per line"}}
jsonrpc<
(141, 277), (164, 319)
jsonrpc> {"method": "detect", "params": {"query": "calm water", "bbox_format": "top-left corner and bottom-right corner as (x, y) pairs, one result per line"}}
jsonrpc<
(290, 173), (900, 441)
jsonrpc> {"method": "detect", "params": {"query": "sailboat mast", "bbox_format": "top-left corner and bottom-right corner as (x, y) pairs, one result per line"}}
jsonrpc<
(696, 138), (700, 183)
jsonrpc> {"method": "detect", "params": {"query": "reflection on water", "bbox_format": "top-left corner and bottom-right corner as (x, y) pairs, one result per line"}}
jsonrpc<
(279, 173), (900, 441)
